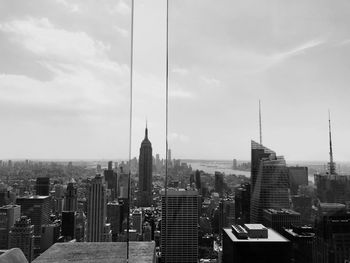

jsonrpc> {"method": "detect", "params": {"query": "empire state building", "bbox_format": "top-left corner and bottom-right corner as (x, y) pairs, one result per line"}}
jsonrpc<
(138, 125), (153, 207)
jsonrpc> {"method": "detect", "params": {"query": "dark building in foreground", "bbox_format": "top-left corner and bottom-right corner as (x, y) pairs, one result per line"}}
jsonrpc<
(9, 216), (34, 263)
(313, 203), (350, 263)
(161, 189), (198, 263)
(284, 225), (315, 263)
(223, 224), (291, 263)
(138, 126), (153, 207)
(0, 204), (21, 249)
(16, 196), (51, 256)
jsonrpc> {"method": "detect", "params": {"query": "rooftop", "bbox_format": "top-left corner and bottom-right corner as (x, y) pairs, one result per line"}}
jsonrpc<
(33, 242), (155, 263)
(224, 227), (289, 243)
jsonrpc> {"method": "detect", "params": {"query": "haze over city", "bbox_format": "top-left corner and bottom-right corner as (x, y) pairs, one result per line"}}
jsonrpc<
(1, 0), (350, 161)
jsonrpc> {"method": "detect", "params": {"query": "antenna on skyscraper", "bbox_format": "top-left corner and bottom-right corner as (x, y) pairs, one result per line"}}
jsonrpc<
(328, 109), (336, 175)
(259, 100), (262, 145)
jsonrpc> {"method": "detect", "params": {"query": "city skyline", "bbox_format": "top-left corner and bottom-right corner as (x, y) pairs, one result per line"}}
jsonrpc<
(1, 0), (350, 161)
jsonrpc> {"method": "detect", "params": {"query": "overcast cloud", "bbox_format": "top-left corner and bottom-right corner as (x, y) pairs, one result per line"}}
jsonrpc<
(0, 0), (350, 162)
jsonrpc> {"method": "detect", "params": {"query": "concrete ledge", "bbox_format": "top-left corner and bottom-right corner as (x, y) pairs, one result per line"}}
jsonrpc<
(33, 242), (155, 263)
(0, 248), (28, 263)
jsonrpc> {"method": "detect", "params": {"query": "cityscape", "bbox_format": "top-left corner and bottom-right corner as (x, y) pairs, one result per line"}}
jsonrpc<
(1, 0), (350, 263)
(1, 121), (350, 262)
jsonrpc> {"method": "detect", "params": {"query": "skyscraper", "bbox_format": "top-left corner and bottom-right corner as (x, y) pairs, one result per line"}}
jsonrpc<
(87, 174), (107, 242)
(138, 126), (153, 207)
(35, 177), (50, 196)
(0, 204), (21, 249)
(104, 161), (118, 201)
(9, 216), (34, 263)
(195, 170), (201, 191)
(161, 189), (198, 263)
(250, 140), (275, 195)
(288, 166), (308, 195)
(64, 179), (78, 212)
(16, 196), (51, 255)
(314, 203), (350, 263)
(314, 114), (350, 204)
(250, 141), (290, 223)
(215, 171), (224, 197)
(235, 183), (250, 224)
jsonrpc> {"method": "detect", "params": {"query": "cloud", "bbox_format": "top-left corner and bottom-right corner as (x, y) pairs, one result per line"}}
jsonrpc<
(109, 0), (131, 15)
(200, 76), (221, 87)
(0, 17), (130, 124)
(55, 0), (80, 13)
(169, 132), (190, 143)
(272, 39), (325, 63)
(169, 88), (193, 99)
(0, 18), (110, 62)
(172, 67), (189, 76)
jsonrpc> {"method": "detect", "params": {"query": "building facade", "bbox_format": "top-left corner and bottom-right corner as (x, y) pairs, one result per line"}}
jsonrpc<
(161, 189), (198, 263)
(87, 174), (107, 242)
(9, 216), (34, 263)
(0, 204), (21, 249)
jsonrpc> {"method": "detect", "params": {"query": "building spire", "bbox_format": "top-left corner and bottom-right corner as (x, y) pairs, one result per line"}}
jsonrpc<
(259, 100), (262, 145)
(328, 110), (336, 174)
(145, 121), (148, 139)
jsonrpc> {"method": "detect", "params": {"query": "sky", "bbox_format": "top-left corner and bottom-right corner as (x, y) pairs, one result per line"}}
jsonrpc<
(0, 0), (350, 162)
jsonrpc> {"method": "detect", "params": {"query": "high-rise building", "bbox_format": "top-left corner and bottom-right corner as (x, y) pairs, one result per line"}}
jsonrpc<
(40, 222), (60, 253)
(284, 225), (315, 263)
(215, 171), (224, 197)
(235, 183), (250, 224)
(132, 209), (143, 234)
(9, 216), (34, 263)
(250, 140), (275, 195)
(314, 113), (350, 204)
(64, 179), (78, 212)
(220, 199), (235, 228)
(107, 201), (122, 240)
(313, 203), (350, 263)
(118, 171), (129, 199)
(87, 174), (107, 242)
(104, 161), (118, 201)
(314, 173), (350, 204)
(16, 196), (51, 255)
(75, 211), (87, 242)
(263, 208), (301, 234)
(161, 189), (198, 263)
(35, 177), (50, 196)
(250, 141), (290, 223)
(195, 170), (201, 191)
(62, 211), (76, 240)
(138, 126), (153, 207)
(0, 204), (21, 249)
(288, 166), (308, 195)
(223, 224), (291, 263)
(292, 195), (312, 225)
